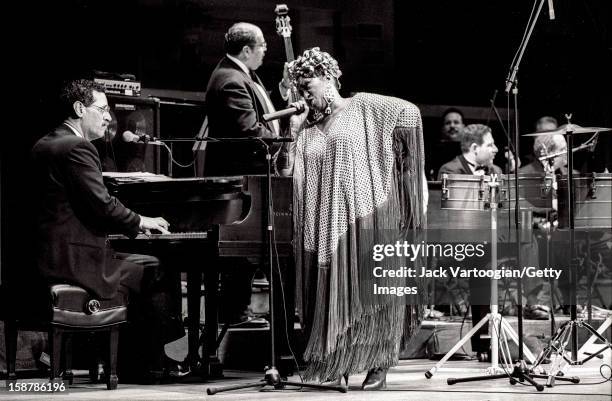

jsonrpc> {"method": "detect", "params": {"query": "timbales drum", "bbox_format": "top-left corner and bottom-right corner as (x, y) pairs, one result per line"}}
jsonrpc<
(558, 173), (612, 229)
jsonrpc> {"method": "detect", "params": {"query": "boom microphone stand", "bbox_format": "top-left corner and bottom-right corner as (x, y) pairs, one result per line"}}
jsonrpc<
(503, 0), (549, 389)
(441, 0), (564, 390)
(205, 137), (346, 395)
(500, 1), (584, 388)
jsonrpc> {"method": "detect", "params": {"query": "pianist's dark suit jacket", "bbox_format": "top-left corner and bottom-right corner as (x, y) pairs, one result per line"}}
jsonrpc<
(204, 57), (279, 176)
(437, 154), (503, 179)
(31, 124), (141, 299)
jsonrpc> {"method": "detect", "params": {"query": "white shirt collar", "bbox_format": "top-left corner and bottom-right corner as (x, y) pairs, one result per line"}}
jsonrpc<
(226, 54), (251, 76)
(63, 121), (83, 138)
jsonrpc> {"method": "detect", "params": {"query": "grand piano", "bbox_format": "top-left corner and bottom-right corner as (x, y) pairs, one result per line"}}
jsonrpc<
(104, 172), (294, 377)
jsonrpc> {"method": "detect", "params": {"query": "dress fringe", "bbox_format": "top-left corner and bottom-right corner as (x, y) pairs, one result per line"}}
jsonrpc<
(293, 95), (427, 382)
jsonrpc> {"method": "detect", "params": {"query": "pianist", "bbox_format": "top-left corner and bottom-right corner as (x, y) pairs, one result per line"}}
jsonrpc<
(284, 47), (427, 390)
(30, 79), (185, 383)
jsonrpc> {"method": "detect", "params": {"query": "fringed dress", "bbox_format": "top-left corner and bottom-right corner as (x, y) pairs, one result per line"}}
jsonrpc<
(293, 93), (428, 381)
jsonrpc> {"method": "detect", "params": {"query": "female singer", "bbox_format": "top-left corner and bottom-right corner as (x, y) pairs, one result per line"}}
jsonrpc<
(281, 47), (427, 390)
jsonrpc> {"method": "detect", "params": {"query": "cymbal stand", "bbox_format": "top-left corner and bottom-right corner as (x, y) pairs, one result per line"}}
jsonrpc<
(530, 117), (612, 386)
(426, 176), (539, 384)
(542, 164), (559, 336)
(206, 138), (346, 395)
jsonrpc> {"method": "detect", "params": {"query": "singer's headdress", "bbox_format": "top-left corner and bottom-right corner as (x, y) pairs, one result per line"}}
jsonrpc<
(288, 47), (342, 87)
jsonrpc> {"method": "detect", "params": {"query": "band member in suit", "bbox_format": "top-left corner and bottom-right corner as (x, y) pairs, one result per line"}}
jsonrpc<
(518, 132), (569, 319)
(520, 130), (582, 317)
(438, 124), (502, 179)
(204, 22), (283, 176)
(426, 108), (465, 180)
(521, 132), (573, 175)
(30, 79), (185, 382)
(438, 124), (501, 361)
(204, 22), (289, 325)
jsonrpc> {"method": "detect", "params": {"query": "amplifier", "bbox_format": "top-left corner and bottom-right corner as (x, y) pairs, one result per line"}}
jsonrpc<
(94, 78), (141, 96)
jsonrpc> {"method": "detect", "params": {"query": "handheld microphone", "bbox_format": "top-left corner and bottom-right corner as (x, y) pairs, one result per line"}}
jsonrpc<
(263, 101), (306, 122)
(263, 107), (299, 122)
(547, 0), (555, 20)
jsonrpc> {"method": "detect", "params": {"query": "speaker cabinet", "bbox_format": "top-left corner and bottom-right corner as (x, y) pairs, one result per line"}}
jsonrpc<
(93, 94), (163, 174)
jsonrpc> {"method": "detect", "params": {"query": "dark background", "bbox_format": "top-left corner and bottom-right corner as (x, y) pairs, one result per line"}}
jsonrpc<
(2, 0), (611, 275)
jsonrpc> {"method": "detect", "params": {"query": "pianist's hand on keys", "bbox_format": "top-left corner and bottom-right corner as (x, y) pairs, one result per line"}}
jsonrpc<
(139, 215), (170, 236)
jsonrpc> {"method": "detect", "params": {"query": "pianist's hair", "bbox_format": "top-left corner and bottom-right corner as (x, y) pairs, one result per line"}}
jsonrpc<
(60, 79), (106, 119)
(224, 22), (259, 56)
(460, 124), (492, 154)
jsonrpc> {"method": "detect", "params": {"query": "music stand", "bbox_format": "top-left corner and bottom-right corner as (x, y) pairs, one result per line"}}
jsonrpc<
(425, 175), (542, 390)
(204, 137), (346, 395)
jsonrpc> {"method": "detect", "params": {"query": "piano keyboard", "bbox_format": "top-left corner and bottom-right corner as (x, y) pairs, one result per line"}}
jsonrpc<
(108, 232), (208, 240)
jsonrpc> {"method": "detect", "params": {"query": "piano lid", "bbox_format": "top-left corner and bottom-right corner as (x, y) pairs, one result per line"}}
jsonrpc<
(105, 174), (250, 232)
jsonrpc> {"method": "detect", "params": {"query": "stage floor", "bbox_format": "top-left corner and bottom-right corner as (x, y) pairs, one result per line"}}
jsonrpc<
(2, 357), (610, 401)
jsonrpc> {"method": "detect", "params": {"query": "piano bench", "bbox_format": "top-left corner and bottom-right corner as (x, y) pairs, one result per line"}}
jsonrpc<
(3, 284), (128, 390)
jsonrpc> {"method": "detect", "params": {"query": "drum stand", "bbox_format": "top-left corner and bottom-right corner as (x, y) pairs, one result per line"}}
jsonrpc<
(529, 123), (612, 386)
(426, 177), (540, 387)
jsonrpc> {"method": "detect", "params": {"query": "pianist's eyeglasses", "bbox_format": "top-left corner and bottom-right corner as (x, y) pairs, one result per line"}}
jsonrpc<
(88, 104), (111, 115)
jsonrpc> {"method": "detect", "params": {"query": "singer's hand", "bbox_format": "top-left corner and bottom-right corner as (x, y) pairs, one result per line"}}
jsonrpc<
(289, 100), (308, 136)
(281, 63), (291, 91)
(139, 216), (170, 235)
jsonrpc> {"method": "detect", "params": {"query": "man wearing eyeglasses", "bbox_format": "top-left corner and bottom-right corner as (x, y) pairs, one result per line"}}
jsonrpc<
(30, 79), (185, 383)
(204, 21), (285, 176)
(203, 22), (290, 328)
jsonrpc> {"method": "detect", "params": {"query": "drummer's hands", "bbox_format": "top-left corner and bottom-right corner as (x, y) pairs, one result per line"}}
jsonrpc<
(139, 215), (170, 235)
(289, 100), (309, 137)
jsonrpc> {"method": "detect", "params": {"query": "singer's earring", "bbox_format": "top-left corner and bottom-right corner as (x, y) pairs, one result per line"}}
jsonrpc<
(312, 110), (324, 123)
(323, 79), (335, 116)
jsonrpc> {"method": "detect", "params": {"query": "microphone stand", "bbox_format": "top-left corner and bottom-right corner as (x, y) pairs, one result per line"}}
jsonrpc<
(502, 0), (582, 388)
(444, 0), (566, 390)
(503, 0), (555, 389)
(205, 137), (346, 395)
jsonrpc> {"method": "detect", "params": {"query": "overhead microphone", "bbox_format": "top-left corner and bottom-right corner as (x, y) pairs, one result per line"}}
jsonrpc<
(539, 145), (588, 161)
(547, 0), (555, 20)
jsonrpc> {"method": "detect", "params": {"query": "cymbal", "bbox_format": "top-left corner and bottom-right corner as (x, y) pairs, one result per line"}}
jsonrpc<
(523, 124), (611, 137)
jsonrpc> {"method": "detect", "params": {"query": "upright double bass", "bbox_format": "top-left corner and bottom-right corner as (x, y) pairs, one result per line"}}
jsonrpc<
(275, 4), (299, 103)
